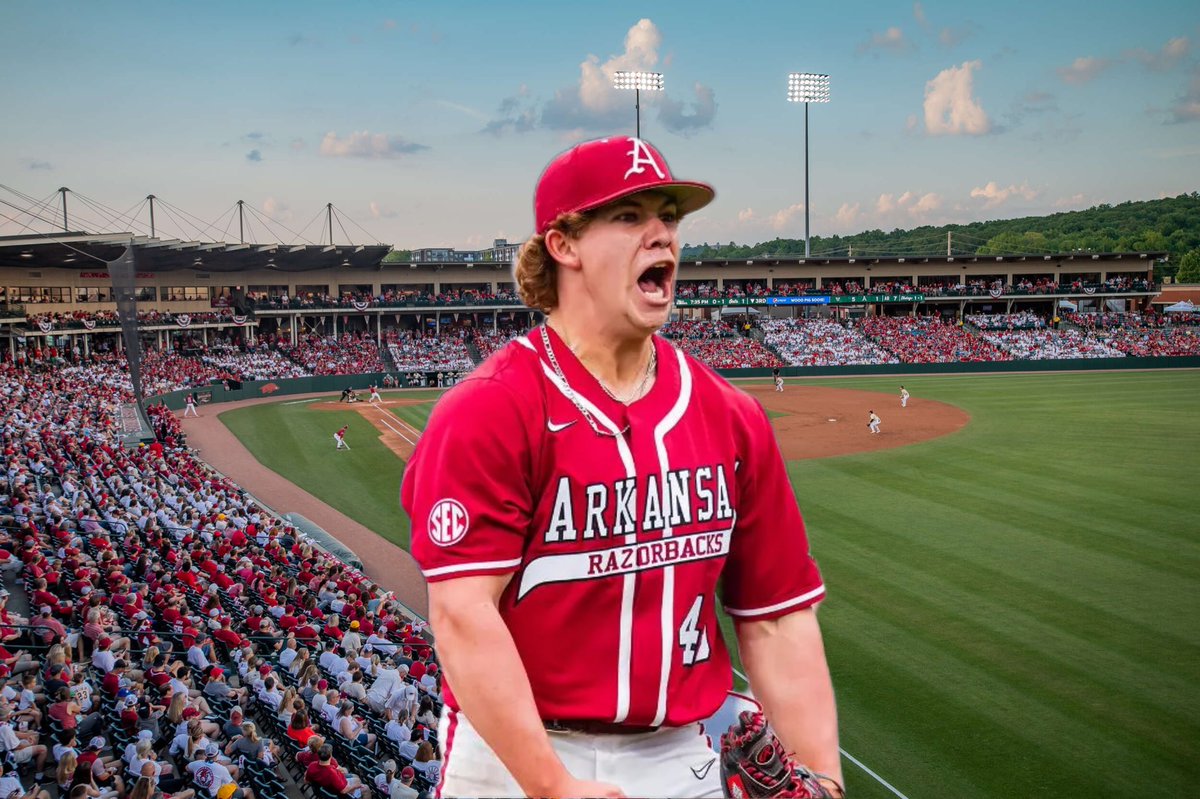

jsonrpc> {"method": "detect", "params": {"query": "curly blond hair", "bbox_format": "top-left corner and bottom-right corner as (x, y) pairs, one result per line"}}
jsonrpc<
(513, 212), (593, 312)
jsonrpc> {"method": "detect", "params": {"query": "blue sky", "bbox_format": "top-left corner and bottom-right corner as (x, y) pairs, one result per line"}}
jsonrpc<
(2, 0), (1198, 250)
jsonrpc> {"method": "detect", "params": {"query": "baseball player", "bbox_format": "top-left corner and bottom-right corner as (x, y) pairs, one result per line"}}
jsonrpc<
(369, 384), (383, 404)
(334, 425), (350, 450)
(900, 386), (909, 408)
(773, 368), (784, 393)
(184, 394), (199, 417)
(401, 136), (841, 798)
(868, 410), (881, 434)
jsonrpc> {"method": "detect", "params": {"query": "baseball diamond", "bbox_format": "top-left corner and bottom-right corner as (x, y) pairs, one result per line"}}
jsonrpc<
(6, 2), (1200, 795)
(202, 368), (1199, 799)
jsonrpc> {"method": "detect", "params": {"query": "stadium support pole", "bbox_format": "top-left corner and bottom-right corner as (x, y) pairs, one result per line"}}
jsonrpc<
(613, 71), (664, 140)
(59, 187), (69, 232)
(238, 200), (245, 244)
(147, 195), (156, 238)
(786, 74), (830, 259)
(804, 102), (810, 258)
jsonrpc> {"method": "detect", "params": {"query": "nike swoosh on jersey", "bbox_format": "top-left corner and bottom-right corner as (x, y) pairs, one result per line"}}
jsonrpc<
(546, 420), (576, 433)
(691, 758), (716, 780)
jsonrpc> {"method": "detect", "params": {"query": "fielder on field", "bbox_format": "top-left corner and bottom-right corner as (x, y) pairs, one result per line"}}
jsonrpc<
(900, 386), (909, 408)
(402, 136), (842, 798)
(334, 425), (350, 450)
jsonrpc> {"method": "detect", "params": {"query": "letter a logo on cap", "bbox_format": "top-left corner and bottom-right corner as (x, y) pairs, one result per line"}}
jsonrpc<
(624, 137), (666, 181)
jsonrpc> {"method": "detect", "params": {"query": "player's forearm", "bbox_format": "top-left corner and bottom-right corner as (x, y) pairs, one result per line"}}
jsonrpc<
(430, 597), (572, 797)
(736, 608), (842, 783)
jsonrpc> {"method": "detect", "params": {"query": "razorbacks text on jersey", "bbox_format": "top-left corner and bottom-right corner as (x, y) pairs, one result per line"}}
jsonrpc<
(402, 326), (825, 727)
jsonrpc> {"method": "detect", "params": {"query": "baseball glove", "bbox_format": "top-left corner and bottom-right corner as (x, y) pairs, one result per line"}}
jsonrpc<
(719, 710), (844, 798)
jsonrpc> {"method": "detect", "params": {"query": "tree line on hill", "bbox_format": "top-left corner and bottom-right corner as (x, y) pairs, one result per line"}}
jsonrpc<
(380, 193), (1200, 283)
(680, 192), (1200, 281)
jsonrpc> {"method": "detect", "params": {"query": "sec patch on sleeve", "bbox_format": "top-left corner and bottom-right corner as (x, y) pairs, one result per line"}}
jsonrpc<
(428, 498), (470, 546)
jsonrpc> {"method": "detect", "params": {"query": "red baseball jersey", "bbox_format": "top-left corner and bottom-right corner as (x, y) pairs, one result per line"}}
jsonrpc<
(402, 326), (825, 727)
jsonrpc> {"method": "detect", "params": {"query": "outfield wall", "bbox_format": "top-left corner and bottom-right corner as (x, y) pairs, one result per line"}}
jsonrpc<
(150, 358), (1200, 409)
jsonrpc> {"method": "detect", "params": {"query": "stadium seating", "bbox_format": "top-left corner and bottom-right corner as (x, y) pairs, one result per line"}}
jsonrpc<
(0, 362), (443, 799)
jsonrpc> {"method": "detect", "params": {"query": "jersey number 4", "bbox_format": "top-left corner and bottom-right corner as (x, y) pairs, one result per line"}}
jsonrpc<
(679, 595), (711, 666)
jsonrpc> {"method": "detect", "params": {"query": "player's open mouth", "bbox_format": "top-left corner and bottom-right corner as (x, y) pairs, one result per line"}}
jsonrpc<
(637, 262), (673, 304)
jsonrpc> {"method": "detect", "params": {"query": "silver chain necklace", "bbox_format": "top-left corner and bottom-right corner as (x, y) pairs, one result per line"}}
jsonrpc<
(597, 342), (657, 404)
(540, 325), (629, 438)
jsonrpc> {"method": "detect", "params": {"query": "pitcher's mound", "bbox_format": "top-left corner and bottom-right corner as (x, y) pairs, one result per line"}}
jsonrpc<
(743, 384), (969, 459)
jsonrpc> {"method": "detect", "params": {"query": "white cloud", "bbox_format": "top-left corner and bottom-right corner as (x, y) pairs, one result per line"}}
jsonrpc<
(541, 19), (661, 131)
(858, 26), (911, 55)
(913, 2), (929, 30)
(769, 203), (805, 231)
(910, 192), (942, 216)
(1129, 36), (1190, 71)
(658, 81), (717, 135)
(737, 208), (755, 223)
(923, 60), (991, 135)
(939, 27), (971, 48)
(290, 138), (306, 150)
(1053, 193), (1087, 208)
(319, 131), (428, 158)
(262, 197), (292, 222)
(836, 202), (861, 226)
(1057, 56), (1111, 85)
(534, 19), (718, 135)
(970, 181), (1039, 209)
(875, 191), (941, 220)
(369, 201), (398, 219)
(1169, 68), (1200, 123)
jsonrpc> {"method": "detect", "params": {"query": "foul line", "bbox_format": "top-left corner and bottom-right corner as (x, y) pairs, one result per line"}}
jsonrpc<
(379, 403), (423, 437)
(372, 405), (420, 447)
(732, 667), (911, 799)
(281, 398), (321, 405)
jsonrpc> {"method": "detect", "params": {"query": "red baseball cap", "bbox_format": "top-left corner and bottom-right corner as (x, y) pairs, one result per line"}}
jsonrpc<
(534, 136), (714, 235)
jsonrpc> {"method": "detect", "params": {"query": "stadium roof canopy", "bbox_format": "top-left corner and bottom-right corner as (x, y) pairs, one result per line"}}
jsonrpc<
(0, 232), (391, 272)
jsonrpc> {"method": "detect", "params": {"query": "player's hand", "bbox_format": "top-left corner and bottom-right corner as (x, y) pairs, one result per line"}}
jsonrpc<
(547, 777), (626, 798)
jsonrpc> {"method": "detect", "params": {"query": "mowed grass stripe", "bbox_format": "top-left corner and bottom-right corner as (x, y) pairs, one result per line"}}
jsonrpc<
(222, 371), (1200, 798)
(793, 370), (1200, 797)
(217, 401), (410, 546)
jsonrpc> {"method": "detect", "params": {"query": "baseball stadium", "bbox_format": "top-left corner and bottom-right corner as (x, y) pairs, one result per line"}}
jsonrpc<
(0, 217), (1196, 799)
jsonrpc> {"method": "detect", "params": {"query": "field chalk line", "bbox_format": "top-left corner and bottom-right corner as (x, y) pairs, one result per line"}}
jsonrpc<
(732, 667), (911, 799)
(373, 407), (419, 446)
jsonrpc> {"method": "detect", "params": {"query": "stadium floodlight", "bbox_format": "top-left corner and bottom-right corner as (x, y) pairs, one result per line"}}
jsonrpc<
(787, 73), (831, 257)
(613, 70), (664, 139)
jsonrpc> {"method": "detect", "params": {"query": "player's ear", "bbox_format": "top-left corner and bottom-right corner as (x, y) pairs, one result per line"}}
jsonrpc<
(544, 229), (582, 273)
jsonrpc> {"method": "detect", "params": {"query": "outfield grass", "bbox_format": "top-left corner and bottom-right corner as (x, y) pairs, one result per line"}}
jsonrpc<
(221, 371), (1200, 799)
(218, 393), (439, 547)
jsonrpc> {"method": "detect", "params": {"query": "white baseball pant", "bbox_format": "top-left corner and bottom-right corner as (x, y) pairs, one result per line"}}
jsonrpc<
(436, 708), (722, 798)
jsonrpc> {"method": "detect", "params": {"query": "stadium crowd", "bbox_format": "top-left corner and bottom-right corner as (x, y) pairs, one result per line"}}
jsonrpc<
(384, 333), (473, 373)
(0, 361), (447, 799)
(760, 319), (898, 366)
(855, 316), (1012, 363)
(279, 336), (385, 376)
(979, 328), (1124, 359)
